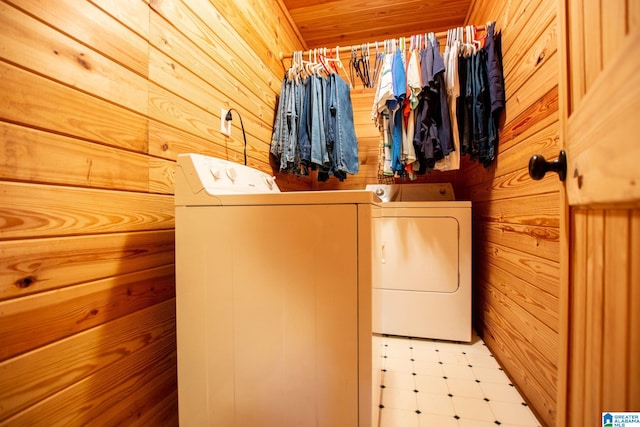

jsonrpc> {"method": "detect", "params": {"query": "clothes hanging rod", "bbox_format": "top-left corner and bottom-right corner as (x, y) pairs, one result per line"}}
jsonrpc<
(278, 24), (487, 62)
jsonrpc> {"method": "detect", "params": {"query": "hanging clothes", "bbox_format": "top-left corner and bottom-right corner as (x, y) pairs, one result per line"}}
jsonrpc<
(456, 23), (504, 167)
(271, 77), (302, 175)
(372, 48), (395, 176)
(413, 34), (454, 173)
(271, 52), (360, 181)
(436, 30), (461, 171)
(318, 73), (360, 181)
(402, 46), (421, 178)
(389, 47), (407, 173)
(485, 21), (505, 166)
(367, 22), (503, 179)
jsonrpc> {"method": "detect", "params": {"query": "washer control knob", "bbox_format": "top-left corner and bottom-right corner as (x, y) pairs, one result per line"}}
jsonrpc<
(210, 167), (222, 180)
(263, 175), (274, 190)
(226, 167), (238, 182)
(375, 187), (385, 196)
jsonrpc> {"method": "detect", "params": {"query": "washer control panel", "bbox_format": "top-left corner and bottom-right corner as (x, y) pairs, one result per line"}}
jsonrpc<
(177, 153), (280, 195)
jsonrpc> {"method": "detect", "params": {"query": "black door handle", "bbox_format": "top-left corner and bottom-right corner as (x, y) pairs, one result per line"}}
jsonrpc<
(528, 150), (567, 181)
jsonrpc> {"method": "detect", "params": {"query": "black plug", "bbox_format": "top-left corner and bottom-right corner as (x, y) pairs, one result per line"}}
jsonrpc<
(225, 110), (233, 121)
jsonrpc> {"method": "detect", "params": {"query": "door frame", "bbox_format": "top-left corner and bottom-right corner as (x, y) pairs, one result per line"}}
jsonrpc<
(556, 0), (570, 424)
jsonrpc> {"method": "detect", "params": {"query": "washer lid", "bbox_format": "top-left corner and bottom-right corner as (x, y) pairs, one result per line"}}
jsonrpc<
(188, 190), (380, 206)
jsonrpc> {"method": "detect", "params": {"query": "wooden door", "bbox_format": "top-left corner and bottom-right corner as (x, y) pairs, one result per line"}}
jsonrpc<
(557, 1), (640, 425)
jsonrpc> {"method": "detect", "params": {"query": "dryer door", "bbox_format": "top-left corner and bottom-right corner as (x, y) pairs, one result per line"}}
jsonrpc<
(373, 216), (460, 293)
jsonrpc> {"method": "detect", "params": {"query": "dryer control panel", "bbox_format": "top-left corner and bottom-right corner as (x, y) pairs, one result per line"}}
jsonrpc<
(365, 183), (455, 202)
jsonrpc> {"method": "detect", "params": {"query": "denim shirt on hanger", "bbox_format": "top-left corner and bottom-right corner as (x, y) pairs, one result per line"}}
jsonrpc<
(309, 74), (329, 167)
(327, 73), (359, 176)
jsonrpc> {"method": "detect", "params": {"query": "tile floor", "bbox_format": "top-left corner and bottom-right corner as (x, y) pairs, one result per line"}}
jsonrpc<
(374, 332), (542, 427)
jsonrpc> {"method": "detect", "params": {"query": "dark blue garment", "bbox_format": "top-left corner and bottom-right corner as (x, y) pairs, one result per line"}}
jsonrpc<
(298, 77), (311, 168)
(413, 45), (438, 173)
(421, 44), (434, 89)
(413, 39), (453, 173)
(285, 77), (302, 167)
(473, 49), (489, 162)
(454, 23), (504, 167)
(271, 78), (294, 172)
(486, 22), (505, 116)
(309, 75), (328, 167)
(432, 38), (454, 157)
(270, 77), (286, 160)
(319, 73), (360, 181)
(456, 55), (470, 155)
(484, 21), (505, 167)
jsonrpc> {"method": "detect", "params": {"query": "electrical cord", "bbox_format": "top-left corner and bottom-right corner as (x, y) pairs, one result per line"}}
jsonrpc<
(225, 108), (247, 165)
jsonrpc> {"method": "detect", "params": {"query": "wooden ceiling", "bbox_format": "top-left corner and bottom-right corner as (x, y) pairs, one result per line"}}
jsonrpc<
(282, 0), (473, 50)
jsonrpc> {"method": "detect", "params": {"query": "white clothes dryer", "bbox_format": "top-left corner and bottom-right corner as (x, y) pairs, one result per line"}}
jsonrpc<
(366, 184), (472, 342)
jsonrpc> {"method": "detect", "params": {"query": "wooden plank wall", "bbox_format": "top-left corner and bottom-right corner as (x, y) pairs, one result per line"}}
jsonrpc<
(0, 0), (303, 424)
(463, 0), (561, 425)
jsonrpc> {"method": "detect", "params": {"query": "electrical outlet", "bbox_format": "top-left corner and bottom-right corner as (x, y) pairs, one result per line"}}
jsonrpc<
(220, 108), (231, 136)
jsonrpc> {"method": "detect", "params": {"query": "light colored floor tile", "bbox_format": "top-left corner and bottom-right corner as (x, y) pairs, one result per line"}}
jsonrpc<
(446, 377), (485, 399)
(457, 419), (501, 427)
(385, 336), (414, 348)
(479, 381), (524, 404)
(465, 352), (501, 369)
(381, 387), (418, 411)
(379, 407), (420, 427)
(433, 340), (472, 352)
(418, 412), (460, 427)
(383, 370), (417, 390)
(411, 346), (440, 362)
(377, 333), (540, 427)
(463, 336), (492, 354)
(438, 350), (470, 365)
(383, 342), (413, 359)
(413, 359), (445, 377)
(489, 400), (541, 426)
(383, 356), (414, 373)
(416, 392), (456, 417)
(406, 337), (439, 351)
(442, 363), (476, 381)
(415, 374), (449, 395)
(451, 396), (495, 422)
(472, 365), (511, 384)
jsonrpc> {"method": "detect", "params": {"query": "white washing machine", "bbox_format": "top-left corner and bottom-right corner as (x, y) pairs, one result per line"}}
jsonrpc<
(366, 183), (472, 342)
(174, 154), (379, 427)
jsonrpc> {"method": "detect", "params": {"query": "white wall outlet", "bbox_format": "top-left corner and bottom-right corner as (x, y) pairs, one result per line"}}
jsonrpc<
(220, 108), (231, 136)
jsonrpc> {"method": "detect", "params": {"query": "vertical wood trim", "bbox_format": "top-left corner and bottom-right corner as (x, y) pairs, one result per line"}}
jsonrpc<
(601, 0), (628, 67)
(629, 0), (640, 32)
(557, 192), (570, 426)
(629, 211), (640, 409)
(568, 0), (586, 109)
(583, 0), (602, 91)
(602, 210), (630, 410)
(568, 208), (587, 427)
(557, 1), (572, 423)
(584, 210), (605, 420)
